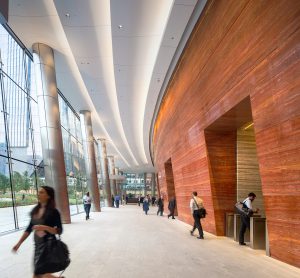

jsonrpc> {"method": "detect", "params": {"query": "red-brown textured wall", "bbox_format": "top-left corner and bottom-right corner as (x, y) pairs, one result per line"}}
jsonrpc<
(153, 0), (300, 267)
(205, 131), (237, 236)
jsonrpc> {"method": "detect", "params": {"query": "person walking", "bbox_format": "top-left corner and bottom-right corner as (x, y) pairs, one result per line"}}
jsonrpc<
(168, 197), (176, 219)
(151, 196), (156, 206)
(190, 191), (204, 239)
(137, 195), (141, 206)
(143, 195), (150, 215)
(83, 192), (92, 220)
(12, 186), (68, 278)
(157, 196), (164, 216)
(111, 195), (115, 207)
(239, 192), (259, 245)
(115, 195), (120, 208)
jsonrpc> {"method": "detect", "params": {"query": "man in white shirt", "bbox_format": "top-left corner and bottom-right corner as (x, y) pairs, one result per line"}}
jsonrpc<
(190, 192), (204, 239)
(239, 192), (259, 245)
(83, 192), (92, 220)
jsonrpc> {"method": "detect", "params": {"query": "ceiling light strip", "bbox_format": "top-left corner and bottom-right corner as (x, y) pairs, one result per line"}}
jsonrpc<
(149, 0), (208, 165)
(50, 0), (131, 167)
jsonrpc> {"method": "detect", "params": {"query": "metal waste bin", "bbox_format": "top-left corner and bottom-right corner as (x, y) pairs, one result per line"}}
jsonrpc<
(225, 212), (234, 238)
(250, 217), (266, 250)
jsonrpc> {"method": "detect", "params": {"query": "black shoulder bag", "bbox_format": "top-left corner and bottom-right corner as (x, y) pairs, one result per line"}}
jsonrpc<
(235, 201), (253, 217)
(35, 235), (70, 275)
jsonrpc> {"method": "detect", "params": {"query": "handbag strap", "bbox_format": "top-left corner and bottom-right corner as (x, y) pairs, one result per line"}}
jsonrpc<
(193, 196), (200, 209)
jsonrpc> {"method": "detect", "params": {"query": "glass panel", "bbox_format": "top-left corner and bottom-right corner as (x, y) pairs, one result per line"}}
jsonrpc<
(0, 24), (10, 72)
(36, 167), (45, 187)
(0, 156), (15, 232)
(75, 179), (84, 213)
(67, 176), (77, 215)
(0, 24), (44, 232)
(75, 117), (82, 142)
(62, 127), (70, 154)
(0, 26), (27, 91)
(0, 90), (8, 157)
(79, 157), (86, 179)
(3, 77), (34, 164)
(68, 107), (76, 137)
(30, 99), (43, 165)
(58, 95), (69, 130)
(29, 58), (37, 101)
(71, 136), (79, 176)
(11, 160), (37, 228)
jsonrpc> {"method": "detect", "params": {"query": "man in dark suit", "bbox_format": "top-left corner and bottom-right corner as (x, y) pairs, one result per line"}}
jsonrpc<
(168, 197), (176, 219)
(157, 196), (164, 216)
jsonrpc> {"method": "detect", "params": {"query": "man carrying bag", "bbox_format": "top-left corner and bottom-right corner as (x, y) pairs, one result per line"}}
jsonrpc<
(235, 192), (259, 245)
(189, 191), (206, 239)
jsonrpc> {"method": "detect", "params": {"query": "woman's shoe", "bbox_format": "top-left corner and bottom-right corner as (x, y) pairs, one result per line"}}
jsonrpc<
(197, 236), (204, 239)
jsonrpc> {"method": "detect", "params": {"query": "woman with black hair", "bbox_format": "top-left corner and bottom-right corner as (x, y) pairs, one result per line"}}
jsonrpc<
(12, 186), (65, 278)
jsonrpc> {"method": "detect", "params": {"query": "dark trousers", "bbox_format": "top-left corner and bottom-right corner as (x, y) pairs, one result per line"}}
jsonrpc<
(116, 200), (120, 208)
(168, 209), (175, 218)
(239, 215), (250, 243)
(84, 204), (91, 219)
(192, 211), (203, 237)
(157, 206), (164, 216)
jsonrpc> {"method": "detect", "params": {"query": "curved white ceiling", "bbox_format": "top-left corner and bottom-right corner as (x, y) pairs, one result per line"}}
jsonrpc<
(8, 0), (198, 172)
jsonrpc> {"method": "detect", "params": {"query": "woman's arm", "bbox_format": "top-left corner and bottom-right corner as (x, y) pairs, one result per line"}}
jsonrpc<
(12, 231), (30, 252)
(33, 209), (63, 235)
(32, 225), (58, 234)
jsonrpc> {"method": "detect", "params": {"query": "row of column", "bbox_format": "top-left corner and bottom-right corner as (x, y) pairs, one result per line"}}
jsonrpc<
(32, 43), (125, 223)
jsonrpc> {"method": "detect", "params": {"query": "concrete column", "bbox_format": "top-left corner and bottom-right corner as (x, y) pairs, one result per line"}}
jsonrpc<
(108, 156), (117, 196)
(97, 139), (112, 207)
(115, 167), (120, 195)
(151, 172), (156, 196)
(119, 170), (125, 198)
(80, 110), (100, 212)
(143, 173), (147, 196)
(32, 43), (70, 224)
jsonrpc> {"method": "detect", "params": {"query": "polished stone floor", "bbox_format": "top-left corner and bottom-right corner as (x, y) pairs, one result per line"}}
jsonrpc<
(0, 205), (299, 278)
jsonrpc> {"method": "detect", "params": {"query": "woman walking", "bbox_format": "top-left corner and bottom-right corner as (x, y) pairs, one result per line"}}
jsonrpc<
(83, 192), (92, 220)
(12, 186), (66, 277)
(143, 195), (150, 215)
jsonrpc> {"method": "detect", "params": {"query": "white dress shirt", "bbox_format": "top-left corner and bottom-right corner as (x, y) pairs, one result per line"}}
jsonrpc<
(83, 195), (92, 205)
(190, 197), (203, 213)
(243, 197), (253, 210)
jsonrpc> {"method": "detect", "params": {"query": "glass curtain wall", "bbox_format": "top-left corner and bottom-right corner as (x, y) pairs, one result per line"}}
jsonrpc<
(94, 140), (104, 207)
(124, 173), (145, 197)
(58, 92), (86, 215)
(0, 24), (44, 233)
(124, 173), (154, 198)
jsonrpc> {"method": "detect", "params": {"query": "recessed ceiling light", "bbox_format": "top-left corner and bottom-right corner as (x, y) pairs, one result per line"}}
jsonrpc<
(118, 25), (123, 29)
(65, 13), (70, 18)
